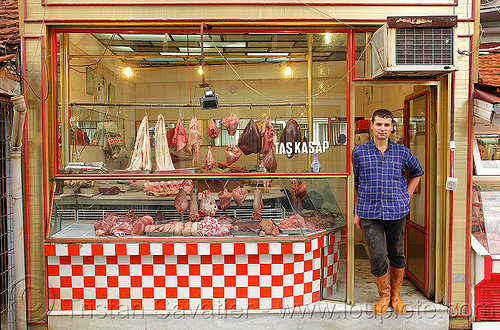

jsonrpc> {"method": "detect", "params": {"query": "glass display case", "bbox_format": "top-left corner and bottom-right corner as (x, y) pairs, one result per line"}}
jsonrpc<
(472, 183), (500, 254)
(47, 177), (346, 241)
(473, 126), (500, 175)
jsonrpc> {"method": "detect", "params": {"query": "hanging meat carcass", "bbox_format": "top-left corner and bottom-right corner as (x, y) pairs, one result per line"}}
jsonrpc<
(204, 146), (215, 171)
(290, 179), (307, 213)
(225, 144), (242, 166)
(263, 168), (270, 194)
(188, 189), (199, 222)
(218, 188), (232, 211)
(127, 116), (151, 171)
(261, 116), (276, 152)
(208, 115), (219, 139)
(199, 190), (218, 216)
(172, 117), (188, 151)
(188, 116), (201, 165)
(279, 119), (302, 159)
(238, 119), (262, 155)
(232, 186), (248, 207)
(252, 189), (263, 221)
(174, 188), (189, 214)
(222, 114), (240, 136)
(155, 114), (175, 171)
(262, 147), (277, 172)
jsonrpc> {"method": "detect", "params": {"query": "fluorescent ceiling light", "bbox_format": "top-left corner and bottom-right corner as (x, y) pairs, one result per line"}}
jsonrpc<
(93, 33), (115, 39)
(170, 34), (221, 42)
(178, 48), (218, 53)
(247, 52), (289, 56)
(160, 52), (185, 56)
(147, 58), (186, 61)
(110, 46), (134, 52)
(121, 34), (169, 42)
(203, 42), (246, 48)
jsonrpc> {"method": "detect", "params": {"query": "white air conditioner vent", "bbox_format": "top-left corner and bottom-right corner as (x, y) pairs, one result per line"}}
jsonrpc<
(371, 16), (458, 78)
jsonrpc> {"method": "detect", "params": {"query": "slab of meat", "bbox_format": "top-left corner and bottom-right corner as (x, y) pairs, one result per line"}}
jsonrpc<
(173, 117), (188, 151)
(115, 213), (138, 224)
(238, 119), (261, 155)
(137, 215), (154, 226)
(232, 221), (261, 233)
(110, 222), (132, 237)
(94, 217), (114, 236)
(280, 119), (302, 159)
(225, 144), (242, 166)
(252, 189), (263, 221)
(262, 116), (276, 152)
(204, 146), (215, 171)
(262, 147), (277, 172)
(278, 214), (307, 230)
(188, 116), (201, 165)
(154, 114), (175, 171)
(218, 215), (240, 225)
(213, 224), (232, 236)
(174, 189), (189, 214)
(127, 115), (151, 170)
(144, 179), (193, 197)
(208, 115), (219, 139)
(305, 217), (324, 232)
(259, 219), (280, 236)
(198, 216), (220, 236)
(130, 220), (145, 236)
(232, 186), (248, 207)
(189, 189), (199, 222)
(218, 188), (232, 211)
(222, 114), (240, 136)
(199, 190), (218, 216)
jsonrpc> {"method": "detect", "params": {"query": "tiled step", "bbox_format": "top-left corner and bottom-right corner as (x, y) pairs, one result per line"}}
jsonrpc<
(48, 301), (449, 330)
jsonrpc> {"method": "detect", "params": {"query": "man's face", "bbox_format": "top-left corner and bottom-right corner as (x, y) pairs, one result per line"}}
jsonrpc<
(371, 116), (393, 141)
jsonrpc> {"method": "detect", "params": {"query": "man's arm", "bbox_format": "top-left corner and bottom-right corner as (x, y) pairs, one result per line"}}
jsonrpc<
(354, 186), (362, 230)
(407, 176), (421, 201)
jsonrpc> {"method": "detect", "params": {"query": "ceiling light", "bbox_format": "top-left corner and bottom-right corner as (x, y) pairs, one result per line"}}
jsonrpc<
(110, 46), (134, 52)
(247, 52), (289, 57)
(285, 65), (292, 76)
(197, 66), (204, 75)
(325, 33), (332, 44)
(124, 67), (133, 77)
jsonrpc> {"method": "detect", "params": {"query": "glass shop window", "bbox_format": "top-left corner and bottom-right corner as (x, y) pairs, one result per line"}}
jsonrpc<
(54, 30), (349, 175)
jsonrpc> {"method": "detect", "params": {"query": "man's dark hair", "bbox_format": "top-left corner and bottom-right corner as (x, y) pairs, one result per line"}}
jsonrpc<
(371, 109), (393, 123)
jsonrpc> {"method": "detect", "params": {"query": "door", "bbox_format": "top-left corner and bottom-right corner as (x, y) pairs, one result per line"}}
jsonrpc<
(403, 90), (434, 297)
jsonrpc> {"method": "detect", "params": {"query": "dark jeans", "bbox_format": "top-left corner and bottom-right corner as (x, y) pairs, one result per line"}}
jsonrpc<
(361, 217), (406, 277)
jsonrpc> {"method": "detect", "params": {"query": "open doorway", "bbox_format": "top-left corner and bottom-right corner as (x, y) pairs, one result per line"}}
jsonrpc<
(351, 83), (437, 304)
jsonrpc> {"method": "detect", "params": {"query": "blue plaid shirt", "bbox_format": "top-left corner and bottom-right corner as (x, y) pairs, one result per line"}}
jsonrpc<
(352, 139), (424, 220)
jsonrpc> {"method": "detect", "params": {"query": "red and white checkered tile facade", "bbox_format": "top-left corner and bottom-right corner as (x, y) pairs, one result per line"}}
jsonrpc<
(45, 234), (341, 311)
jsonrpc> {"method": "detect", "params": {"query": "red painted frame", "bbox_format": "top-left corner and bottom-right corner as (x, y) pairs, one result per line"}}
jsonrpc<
(50, 27), (353, 178)
(403, 91), (429, 291)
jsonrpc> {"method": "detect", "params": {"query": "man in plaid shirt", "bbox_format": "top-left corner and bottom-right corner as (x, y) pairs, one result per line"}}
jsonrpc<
(352, 109), (423, 315)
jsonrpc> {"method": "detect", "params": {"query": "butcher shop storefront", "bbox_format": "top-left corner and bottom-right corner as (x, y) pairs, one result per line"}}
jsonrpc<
(46, 28), (351, 314)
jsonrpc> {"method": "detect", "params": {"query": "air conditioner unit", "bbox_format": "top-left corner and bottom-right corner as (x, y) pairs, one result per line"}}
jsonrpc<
(371, 16), (458, 78)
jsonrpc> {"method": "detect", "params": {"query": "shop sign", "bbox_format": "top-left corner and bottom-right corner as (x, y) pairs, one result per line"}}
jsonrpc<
(274, 141), (330, 155)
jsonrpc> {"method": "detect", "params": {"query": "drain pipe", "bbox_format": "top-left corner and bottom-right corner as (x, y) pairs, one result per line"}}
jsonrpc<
(10, 95), (27, 330)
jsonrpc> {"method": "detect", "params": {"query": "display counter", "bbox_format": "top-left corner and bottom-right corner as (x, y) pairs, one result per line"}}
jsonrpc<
(45, 178), (346, 311)
(471, 127), (500, 323)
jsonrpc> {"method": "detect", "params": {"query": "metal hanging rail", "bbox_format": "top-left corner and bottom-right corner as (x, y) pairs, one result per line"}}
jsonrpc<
(69, 102), (307, 108)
